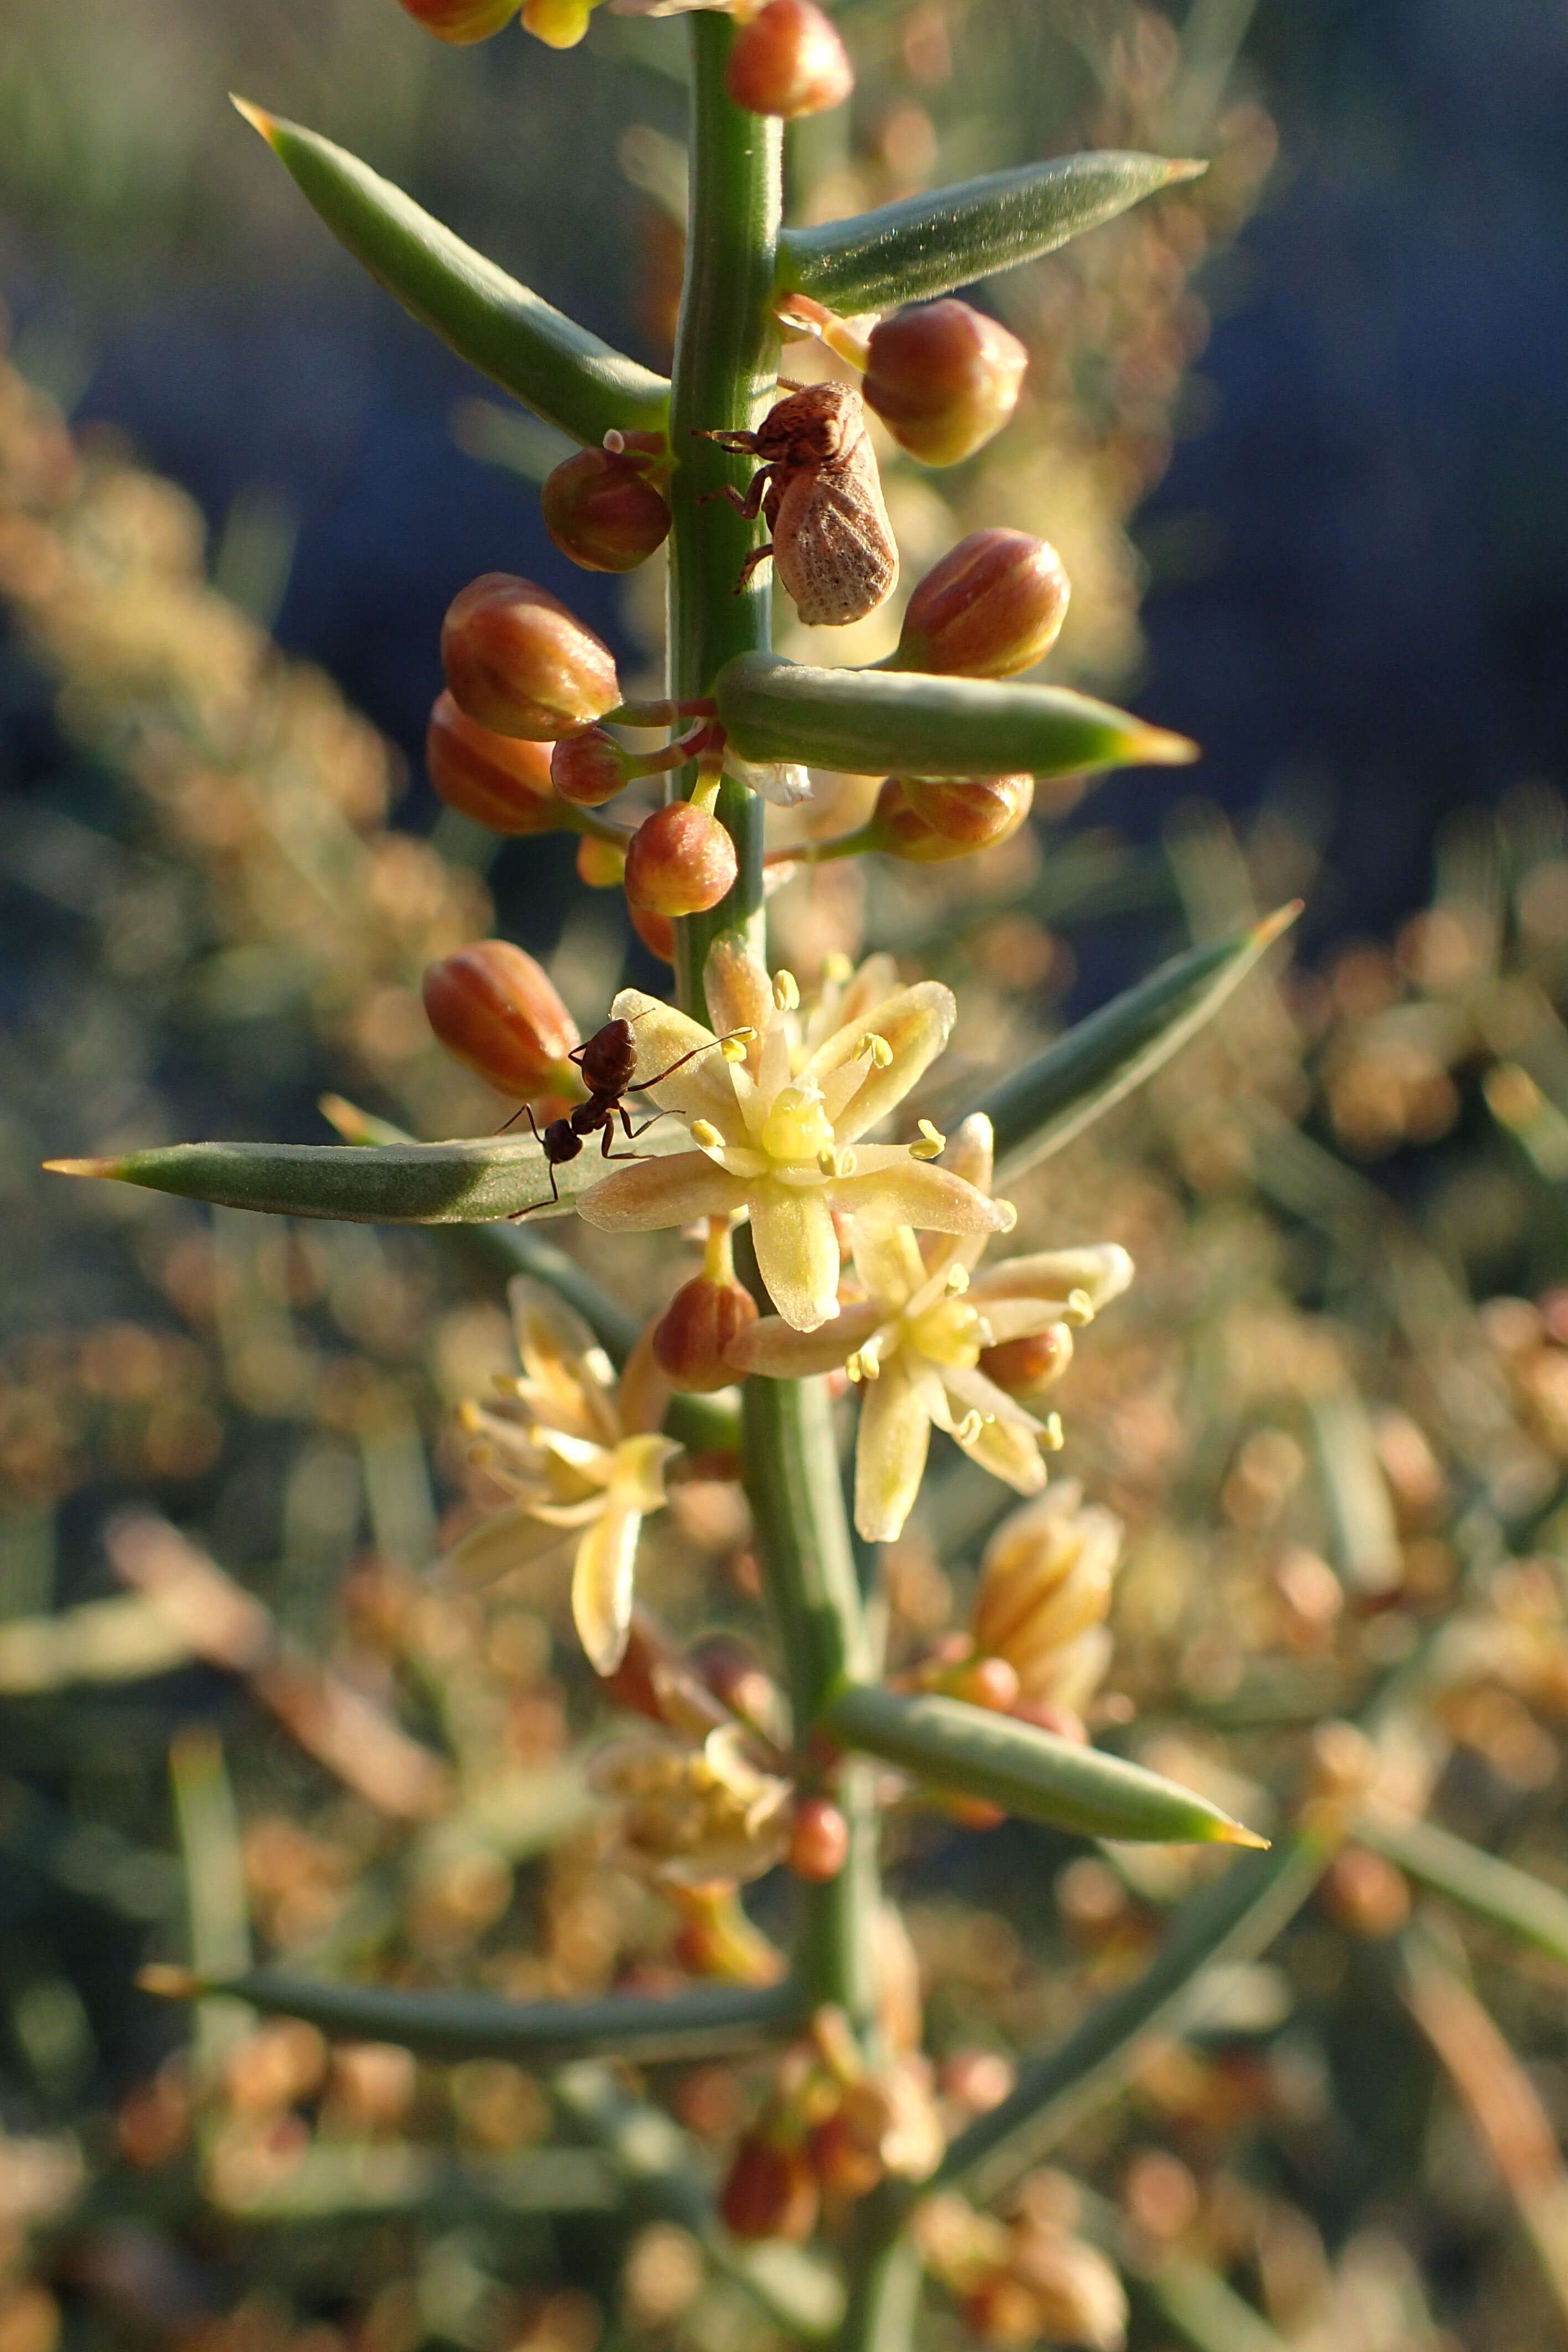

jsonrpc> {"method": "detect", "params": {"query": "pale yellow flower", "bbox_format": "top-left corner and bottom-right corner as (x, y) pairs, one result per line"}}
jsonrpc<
(589, 1722), (792, 1886)
(728, 1115), (1132, 1542)
(972, 1481), (1125, 1714)
(446, 1278), (676, 1677)
(576, 942), (1011, 1334)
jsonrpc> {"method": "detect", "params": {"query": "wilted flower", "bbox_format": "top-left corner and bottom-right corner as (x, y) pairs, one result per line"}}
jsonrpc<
(972, 1481), (1125, 1716)
(729, 1115), (1132, 1540)
(576, 942), (1011, 1332)
(723, 744), (814, 806)
(447, 1280), (676, 1675)
(591, 1721), (792, 1885)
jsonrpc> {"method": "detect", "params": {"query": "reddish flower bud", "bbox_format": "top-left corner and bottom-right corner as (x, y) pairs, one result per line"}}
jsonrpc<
(576, 835), (627, 889)
(895, 530), (1070, 679)
(979, 1322), (1074, 1398)
(541, 446), (672, 574)
(394, 0), (517, 41)
(787, 1797), (850, 1884)
(652, 1275), (759, 1392)
(945, 1655), (1021, 1714)
(719, 2133), (820, 2242)
(422, 941), (580, 1096)
(441, 572), (621, 741)
(551, 727), (633, 807)
(899, 773), (1034, 851)
(862, 299), (1028, 466)
(624, 802), (738, 917)
(725, 0), (854, 117)
(520, 0), (592, 42)
(426, 690), (559, 835)
(631, 904), (676, 964)
(808, 2108), (884, 2199)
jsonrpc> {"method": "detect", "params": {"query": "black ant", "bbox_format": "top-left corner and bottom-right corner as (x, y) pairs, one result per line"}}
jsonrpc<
(510, 1014), (749, 1214)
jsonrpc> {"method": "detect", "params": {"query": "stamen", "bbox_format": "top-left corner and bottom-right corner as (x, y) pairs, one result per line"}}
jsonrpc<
(823, 951), (853, 984)
(944, 1265), (970, 1296)
(910, 1118), (946, 1163)
(691, 1119), (724, 1149)
(772, 969), (800, 1012)
(719, 1028), (757, 1062)
(994, 1197), (1019, 1232)
(955, 1410), (984, 1446)
(836, 1147), (858, 1178)
(854, 1031), (893, 1068)
(1063, 1287), (1095, 1326)
(817, 1149), (838, 1177)
(1041, 1413), (1064, 1451)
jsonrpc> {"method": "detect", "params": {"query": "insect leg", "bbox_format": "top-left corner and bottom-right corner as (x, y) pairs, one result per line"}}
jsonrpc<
(734, 542), (775, 592)
(698, 467), (775, 523)
(627, 1029), (753, 1095)
(510, 1106), (563, 1219)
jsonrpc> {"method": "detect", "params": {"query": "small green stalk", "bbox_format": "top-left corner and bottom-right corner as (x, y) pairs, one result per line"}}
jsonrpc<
(668, 29), (891, 2339)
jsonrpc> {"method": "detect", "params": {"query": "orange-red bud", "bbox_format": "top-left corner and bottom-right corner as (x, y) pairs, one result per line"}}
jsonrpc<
(899, 773), (1034, 851)
(551, 727), (633, 807)
(719, 2133), (819, 2242)
(896, 530), (1070, 679)
(441, 572), (620, 741)
(787, 1797), (850, 1884)
(863, 299), (1028, 466)
(652, 1275), (759, 1392)
(426, 690), (559, 835)
(576, 835), (627, 889)
(394, 0), (518, 40)
(725, 0), (854, 117)
(624, 802), (738, 917)
(422, 941), (580, 1097)
(978, 1322), (1074, 1399)
(541, 446), (672, 574)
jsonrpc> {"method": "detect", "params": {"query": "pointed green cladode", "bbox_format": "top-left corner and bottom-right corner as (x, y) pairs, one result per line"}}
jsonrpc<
(966, 904), (1299, 1183)
(231, 100), (668, 447)
(45, 1121), (690, 1225)
(1362, 1809), (1568, 1968)
(714, 651), (1198, 780)
(827, 1685), (1269, 1848)
(777, 151), (1208, 313)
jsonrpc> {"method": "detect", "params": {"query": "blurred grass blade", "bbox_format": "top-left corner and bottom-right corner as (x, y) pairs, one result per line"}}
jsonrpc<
(936, 1837), (1324, 2203)
(168, 1726), (252, 2074)
(1308, 1389), (1402, 1596)
(1365, 1810), (1568, 1966)
(827, 1686), (1268, 1846)
(47, 1121), (691, 1225)
(714, 652), (1196, 780)
(143, 1967), (802, 2066)
(1130, 2251), (1292, 2352)
(964, 907), (1297, 1183)
(233, 101), (669, 446)
(777, 152), (1207, 312)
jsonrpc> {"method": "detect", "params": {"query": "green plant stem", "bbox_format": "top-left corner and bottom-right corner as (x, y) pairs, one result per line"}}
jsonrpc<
(668, 37), (890, 2341)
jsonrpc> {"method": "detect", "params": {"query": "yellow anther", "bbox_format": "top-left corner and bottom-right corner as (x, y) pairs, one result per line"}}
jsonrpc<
(994, 1198), (1019, 1232)
(909, 1118), (946, 1163)
(837, 1147), (858, 1178)
(955, 1410), (985, 1447)
(719, 1028), (757, 1062)
(1063, 1286), (1095, 1327)
(772, 969), (801, 1012)
(817, 1148), (839, 1177)
(459, 1400), (486, 1432)
(823, 951), (853, 984)
(945, 1265), (970, 1296)
(690, 1118), (724, 1150)
(854, 1031), (894, 1069)
(1041, 1413), (1064, 1451)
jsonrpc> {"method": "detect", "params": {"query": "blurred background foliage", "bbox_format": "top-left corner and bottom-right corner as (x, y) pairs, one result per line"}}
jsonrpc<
(5, 6), (1568, 2352)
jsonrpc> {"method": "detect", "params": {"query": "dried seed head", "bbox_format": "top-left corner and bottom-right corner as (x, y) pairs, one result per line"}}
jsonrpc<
(421, 940), (580, 1096)
(624, 802), (739, 917)
(896, 530), (1071, 679)
(725, 0), (854, 118)
(441, 571), (621, 740)
(541, 445), (672, 574)
(425, 689), (559, 834)
(652, 1275), (760, 1392)
(550, 726), (634, 807)
(394, 0), (518, 40)
(863, 298), (1029, 466)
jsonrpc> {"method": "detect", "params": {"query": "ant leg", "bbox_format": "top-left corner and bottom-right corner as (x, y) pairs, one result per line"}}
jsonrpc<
(628, 1029), (752, 1096)
(509, 1108), (561, 1219)
(494, 1100), (531, 1133)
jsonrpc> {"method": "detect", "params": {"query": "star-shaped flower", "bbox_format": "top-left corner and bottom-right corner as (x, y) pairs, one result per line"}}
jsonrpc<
(446, 1278), (676, 1676)
(726, 1114), (1132, 1541)
(575, 942), (1012, 1332)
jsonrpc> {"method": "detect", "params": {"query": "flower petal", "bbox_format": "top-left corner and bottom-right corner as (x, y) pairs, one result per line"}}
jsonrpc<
(572, 1494), (642, 1674)
(704, 937), (775, 1046)
(802, 981), (956, 1142)
(577, 1153), (749, 1231)
(854, 1359), (933, 1542)
(728, 1302), (881, 1378)
(751, 1183), (842, 1332)
(445, 1504), (568, 1584)
(941, 1363), (1043, 1431)
(969, 1297), (1061, 1345)
(833, 1160), (1013, 1238)
(609, 988), (737, 1132)
(971, 1244), (1134, 1310)
(959, 1409), (1050, 1494)
(849, 1222), (926, 1312)
(612, 1433), (680, 1515)
(945, 1113), (994, 1197)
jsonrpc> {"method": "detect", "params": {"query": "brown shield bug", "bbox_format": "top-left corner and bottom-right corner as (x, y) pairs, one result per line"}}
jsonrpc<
(694, 379), (899, 626)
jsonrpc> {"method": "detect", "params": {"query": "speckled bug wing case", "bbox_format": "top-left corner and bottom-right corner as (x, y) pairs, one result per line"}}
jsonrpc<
(775, 429), (899, 626)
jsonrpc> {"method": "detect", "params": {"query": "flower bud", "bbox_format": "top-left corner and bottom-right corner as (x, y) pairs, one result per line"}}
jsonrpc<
(899, 773), (1034, 851)
(631, 904), (676, 964)
(863, 300), (1029, 466)
(725, 0), (854, 118)
(541, 446), (672, 574)
(972, 1488), (1122, 1710)
(551, 726), (633, 807)
(426, 690), (559, 834)
(978, 1321), (1074, 1398)
(395, 0), (518, 41)
(895, 530), (1070, 679)
(652, 1275), (759, 1392)
(719, 2133), (819, 2242)
(422, 941), (580, 1096)
(441, 571), (620, 740)
(521, 0), (592, 42)
(624, 802), (738, 917)
(576, 835), (627, 889)
(670, 1885), (787, 1987)
(787, 1797), (850, 1883)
